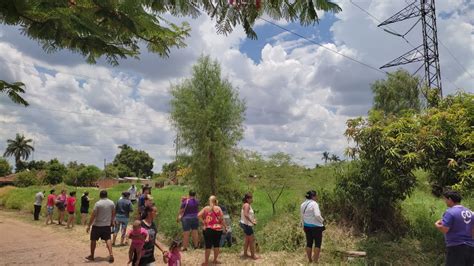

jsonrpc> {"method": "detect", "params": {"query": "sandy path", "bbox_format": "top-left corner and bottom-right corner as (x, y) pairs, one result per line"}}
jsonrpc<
(0, 210), (303, 265)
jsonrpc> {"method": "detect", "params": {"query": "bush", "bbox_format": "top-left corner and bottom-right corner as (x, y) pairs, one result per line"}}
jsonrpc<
(0, 158), (12, 176)
(44, 159), (67, 185)
(14, 171), (38, 187)
(339, 113), (420, 234)
(258, 212), (305, 251)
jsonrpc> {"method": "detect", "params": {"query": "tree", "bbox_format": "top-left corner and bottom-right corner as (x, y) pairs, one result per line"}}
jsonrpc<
(330, 154), (340, 162)
(321, 151), (330, 164)
(44, 159), (67, 185)
(263, 152), (295, 215)
(371, 69), (421, 115)
(3, 133), (34, 171)
(0, 158), (12, 176)
(24, 160), (48, 171)
(104, 163), (119, 179)
(0, 81), (28, 106)
(0, 1), (341, 104)
(170, 55), (246, 199)
(0, 1), (340, 64)
(338, 112), (420, 233)
(112, 144), (154, 178)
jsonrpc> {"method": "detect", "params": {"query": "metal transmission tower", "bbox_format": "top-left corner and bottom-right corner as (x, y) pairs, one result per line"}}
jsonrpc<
(378, 0), (442, 97)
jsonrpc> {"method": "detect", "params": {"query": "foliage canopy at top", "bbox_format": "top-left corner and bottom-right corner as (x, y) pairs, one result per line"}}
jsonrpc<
(0, 0), (341, 65)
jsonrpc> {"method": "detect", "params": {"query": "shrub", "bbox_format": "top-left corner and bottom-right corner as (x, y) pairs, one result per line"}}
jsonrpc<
(44, 159), (67, 185)
(0, 158), (12, 176)
(14, 171), (38, 187)
(339, 112), (420, 234)
(258, 212), (305, 251)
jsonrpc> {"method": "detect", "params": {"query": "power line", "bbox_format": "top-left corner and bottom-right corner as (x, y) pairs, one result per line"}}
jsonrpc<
(438, 41), (474, 79)
(258, 17), (388, 76)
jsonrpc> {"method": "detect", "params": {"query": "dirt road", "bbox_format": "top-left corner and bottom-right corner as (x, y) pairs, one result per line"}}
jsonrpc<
(0, 210), (300, 265)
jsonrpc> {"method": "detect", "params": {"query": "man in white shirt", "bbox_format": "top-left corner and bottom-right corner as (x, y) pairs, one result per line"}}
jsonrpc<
(86, 190), (115, 263)
(33, 191), (45, 221)
(128, 184), (137, 204)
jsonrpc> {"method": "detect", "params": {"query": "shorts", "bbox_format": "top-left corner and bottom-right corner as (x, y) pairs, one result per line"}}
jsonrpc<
(90, 226), (112, 241)
(304, 226), (324, 248)
(80, 208), (88, 214)
(47, 206), (54, 215)
(114, 216), (129, 235)
(181, 217), (199, 231)
(446, 244), (474, 266)
(240, 223), (254, 236)
(68, 211), (75, 215)
(56, 202), (65, 211)
(203, 228), (223, 249)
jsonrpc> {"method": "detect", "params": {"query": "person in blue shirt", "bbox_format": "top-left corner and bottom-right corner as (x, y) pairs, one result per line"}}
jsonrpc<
(435, 190), (474, 266)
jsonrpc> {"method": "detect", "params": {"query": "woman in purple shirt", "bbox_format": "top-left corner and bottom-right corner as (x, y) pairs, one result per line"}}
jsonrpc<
(177, 190), (200, 251)
(435, 190), (474, 266)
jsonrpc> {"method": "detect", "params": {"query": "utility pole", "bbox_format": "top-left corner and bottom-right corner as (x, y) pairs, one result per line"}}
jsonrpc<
(378, 0), (442, 98)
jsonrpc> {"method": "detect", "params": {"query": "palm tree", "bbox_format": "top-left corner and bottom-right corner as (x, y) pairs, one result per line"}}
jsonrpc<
(330, 154), (340, 163)
(0, 81), (29, 106)
(322, 151), (330, 164)
(3, 134), (34, 170)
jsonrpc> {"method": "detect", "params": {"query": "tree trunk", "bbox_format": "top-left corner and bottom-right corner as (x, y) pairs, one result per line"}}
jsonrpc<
(208, 150), (217, 195)
(15, 156), (21, 172)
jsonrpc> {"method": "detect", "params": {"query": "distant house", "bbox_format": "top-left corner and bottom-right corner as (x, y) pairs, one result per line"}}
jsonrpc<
(0, 174), (16, 187)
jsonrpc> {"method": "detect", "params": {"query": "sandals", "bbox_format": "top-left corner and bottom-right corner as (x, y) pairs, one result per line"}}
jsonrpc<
(108, 255), (114, 263)
(85, 255), (94, 261)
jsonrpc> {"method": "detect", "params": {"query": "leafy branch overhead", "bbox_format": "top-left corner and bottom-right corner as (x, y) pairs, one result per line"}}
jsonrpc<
(0, 0), (341, 65)
(0, 80), (28, 106)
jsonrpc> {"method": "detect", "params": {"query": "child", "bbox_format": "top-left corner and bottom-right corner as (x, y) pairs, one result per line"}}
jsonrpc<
(163, 240), (182, 266)
(66, 191), (76, 229)
(127, 220), (149, 266)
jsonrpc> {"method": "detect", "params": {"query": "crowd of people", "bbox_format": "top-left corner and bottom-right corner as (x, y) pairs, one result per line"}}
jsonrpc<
(32, 185), (473, 265)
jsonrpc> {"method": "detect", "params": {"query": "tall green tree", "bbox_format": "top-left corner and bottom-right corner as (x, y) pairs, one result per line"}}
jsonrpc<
(3, 133), (34, 171)
(0, 158), (12, 176)
(371, 69), (421, 115)
(0, 0), (341, 104)
(170, 55), (246, 198)
(112, 144), (154, 178)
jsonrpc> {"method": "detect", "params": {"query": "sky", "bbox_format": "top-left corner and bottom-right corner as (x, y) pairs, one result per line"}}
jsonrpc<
(0, 0), (472, 172)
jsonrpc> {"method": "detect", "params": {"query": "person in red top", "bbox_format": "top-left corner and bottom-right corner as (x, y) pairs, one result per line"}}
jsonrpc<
(66, 191), (77, 229)
(198, 195), (226, 266)
(45, 189), (57, 225)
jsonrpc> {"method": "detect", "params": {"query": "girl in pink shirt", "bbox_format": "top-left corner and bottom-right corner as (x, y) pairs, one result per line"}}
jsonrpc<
(127, 220), (149, 266)
(163, 240), (182, 266)
(66, 191), (76, 229)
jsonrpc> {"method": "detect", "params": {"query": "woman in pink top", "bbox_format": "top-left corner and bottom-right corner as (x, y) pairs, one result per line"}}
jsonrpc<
(127, 220), (149, 266)
(56, 189), (67, 225)
(66, 191), (76, 229)
(198, 195), (226, 266)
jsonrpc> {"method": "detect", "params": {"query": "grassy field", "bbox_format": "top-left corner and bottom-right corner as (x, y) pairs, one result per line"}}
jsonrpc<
(1, 166), (472, 264)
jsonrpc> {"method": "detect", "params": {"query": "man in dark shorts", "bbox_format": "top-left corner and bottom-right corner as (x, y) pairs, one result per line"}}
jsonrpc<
(86, 190), (116, 262)
(435, 190), (474, 266)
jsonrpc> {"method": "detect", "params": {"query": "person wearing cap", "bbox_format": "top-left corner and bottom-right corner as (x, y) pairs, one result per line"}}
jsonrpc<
(113, 191), (133, 246)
